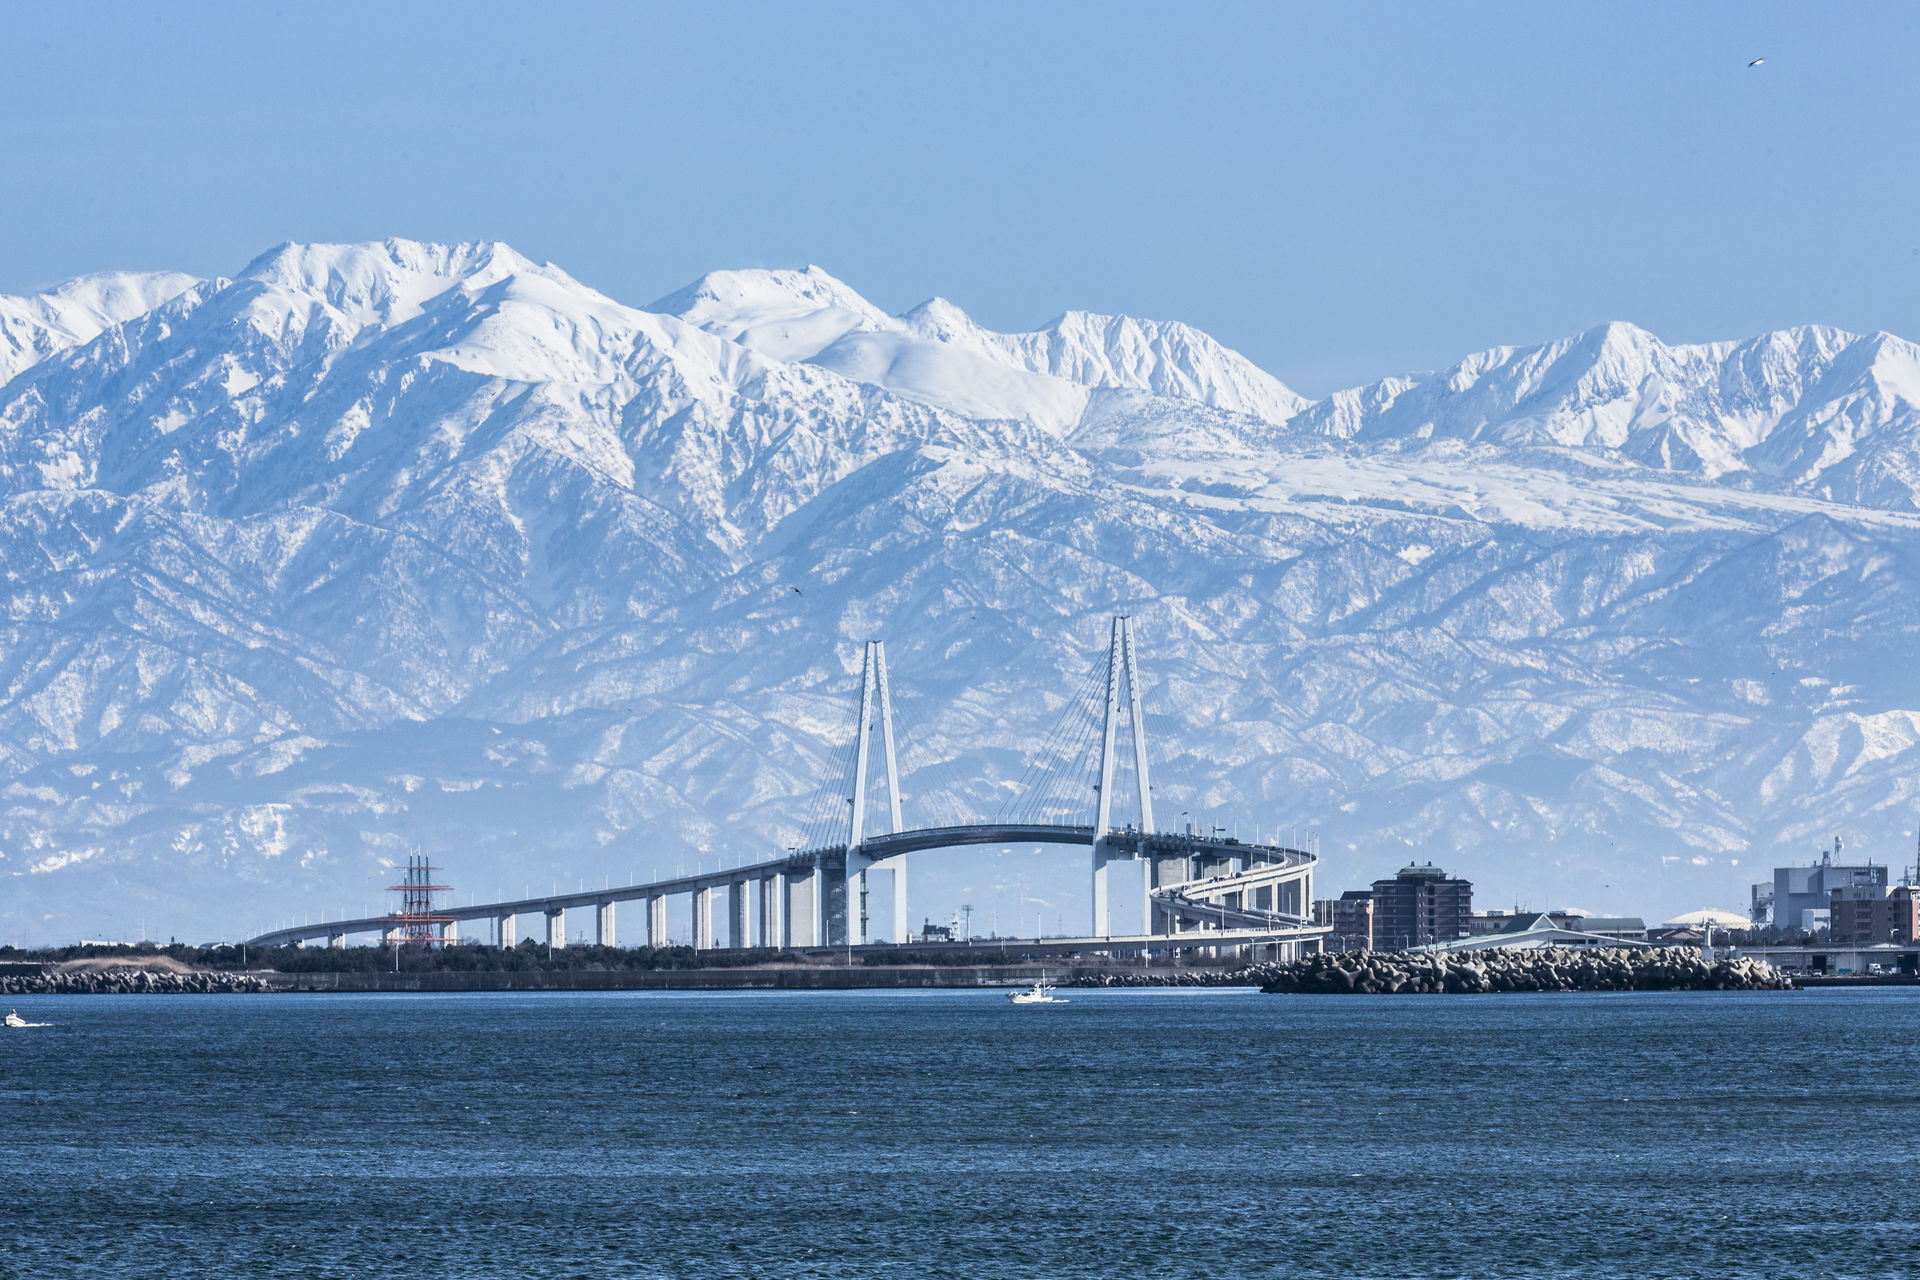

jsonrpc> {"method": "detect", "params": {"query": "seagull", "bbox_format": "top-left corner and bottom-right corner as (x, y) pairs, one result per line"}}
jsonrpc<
(790, 586), (803, 596)
(1748, 57), (1765, 67)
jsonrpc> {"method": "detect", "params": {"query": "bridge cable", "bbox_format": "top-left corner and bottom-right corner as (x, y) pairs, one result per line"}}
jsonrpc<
(992, 657), (1098, 825)
(997, 654), (1108, 826)
(888, 686), (980, 830)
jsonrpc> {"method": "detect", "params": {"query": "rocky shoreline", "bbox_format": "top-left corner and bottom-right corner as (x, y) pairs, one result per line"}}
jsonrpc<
(1068, 947), (1795, 993)
(1261, 947), (1794, 994)
(2, 969), (273, 995)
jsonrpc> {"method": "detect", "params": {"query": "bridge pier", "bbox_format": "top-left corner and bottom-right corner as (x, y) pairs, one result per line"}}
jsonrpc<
(441, 919), (459, 945)
(545, 906), (565, 949)
(1092, 847), (1152, 940)
(328, 932), (346, 950)
(646, 894), (667, 948)
(823, 863), (853, 947)
(596, 900), (616, 948)
(786, 866), (818, 947)
(729, 879), (749, 949)
(760, 872), (783, 948)
(497, 912), (516, 949)
(692, 886), (714, 950)
(873, 856), (907, 944)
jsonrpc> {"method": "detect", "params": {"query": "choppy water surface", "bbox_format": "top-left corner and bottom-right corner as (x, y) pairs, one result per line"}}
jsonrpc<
(3, 988), (1915, 1278)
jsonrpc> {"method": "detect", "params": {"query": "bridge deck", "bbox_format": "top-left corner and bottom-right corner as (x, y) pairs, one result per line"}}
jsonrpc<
(245, 824), (1314, 948)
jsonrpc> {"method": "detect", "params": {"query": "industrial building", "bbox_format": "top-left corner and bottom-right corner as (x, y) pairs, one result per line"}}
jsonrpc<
(1767, 842), (1888, 930)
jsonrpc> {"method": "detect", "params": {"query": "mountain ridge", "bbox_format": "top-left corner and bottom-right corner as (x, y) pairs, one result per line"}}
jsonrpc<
(2, 239), (1917, 943)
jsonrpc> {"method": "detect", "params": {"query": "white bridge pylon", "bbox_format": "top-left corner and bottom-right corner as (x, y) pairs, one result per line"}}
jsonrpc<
(1092, 614), (1155, 939)
(844, 638), (907, 946)
(839, 617), (1157, 943)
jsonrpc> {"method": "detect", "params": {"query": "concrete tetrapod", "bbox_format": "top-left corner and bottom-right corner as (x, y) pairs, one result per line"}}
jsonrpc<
(1256, 947), (1793, 994)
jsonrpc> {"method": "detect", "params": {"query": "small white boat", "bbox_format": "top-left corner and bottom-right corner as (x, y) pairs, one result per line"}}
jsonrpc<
(1006, 981), (1063, 1004)
(4, 1010), (27, 1028)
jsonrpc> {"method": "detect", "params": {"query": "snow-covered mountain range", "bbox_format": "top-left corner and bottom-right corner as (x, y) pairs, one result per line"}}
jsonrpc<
(4, 238), (1918, 943)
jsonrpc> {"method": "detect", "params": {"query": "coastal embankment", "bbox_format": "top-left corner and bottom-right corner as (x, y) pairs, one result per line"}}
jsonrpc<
(1259, 947), (1794, 993)
(2, 961), (272, 995)
(1070, 947), (1796, 993)
(1, 958), (1228, 994)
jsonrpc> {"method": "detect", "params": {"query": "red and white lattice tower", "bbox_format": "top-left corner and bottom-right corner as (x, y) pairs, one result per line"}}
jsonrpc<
(384, 854), (454, 944)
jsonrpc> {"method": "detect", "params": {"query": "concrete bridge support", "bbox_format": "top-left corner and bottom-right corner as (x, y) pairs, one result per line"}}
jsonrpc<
(497, 912), (517, 949)
(729, 879), (749, 949)
(545, 906), (565, 949)
(646, 894), (667, 948)
(759, 872), (783, 948)
(827, 862), (854, 947)
(1092, 848), (1151, 939)
(692, 886), (714, 950)
(441, 920), (459, 945)
(596, 900), (616, 948)
(328, 932), (346, 949)
(787, 866), (818, 947)
(872, 857), (908, 943)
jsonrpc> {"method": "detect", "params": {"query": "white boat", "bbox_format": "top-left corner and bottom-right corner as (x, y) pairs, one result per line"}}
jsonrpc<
(1006, 981), (1063, 1004)
(4, 1010), (27, 1028)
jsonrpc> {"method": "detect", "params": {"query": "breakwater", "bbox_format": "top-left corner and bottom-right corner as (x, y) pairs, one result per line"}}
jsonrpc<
(1260, 947), (1793, 994)
(2, 968), (273, 995)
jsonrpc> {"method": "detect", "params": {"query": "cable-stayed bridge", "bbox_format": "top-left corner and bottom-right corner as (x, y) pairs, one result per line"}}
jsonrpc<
(246, 618), (1332, 957)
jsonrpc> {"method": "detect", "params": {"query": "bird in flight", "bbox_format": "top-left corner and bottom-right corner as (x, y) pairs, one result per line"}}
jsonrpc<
(790, 586), (804, 596)
(1748, 57), (1765, 67)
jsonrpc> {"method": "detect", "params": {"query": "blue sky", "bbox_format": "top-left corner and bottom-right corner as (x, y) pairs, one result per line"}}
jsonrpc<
(3, 1), (1916, 394)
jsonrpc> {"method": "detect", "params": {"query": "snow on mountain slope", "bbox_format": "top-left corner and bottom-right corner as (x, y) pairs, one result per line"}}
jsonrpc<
(0, 269), (200, 387)
(1294, 321), (1920, 510)
(4, 240), (1920, 943)
(652, 268), (1306, 434)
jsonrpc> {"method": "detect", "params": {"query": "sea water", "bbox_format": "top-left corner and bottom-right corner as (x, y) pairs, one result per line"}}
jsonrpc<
(2, 987), (1915, 1278)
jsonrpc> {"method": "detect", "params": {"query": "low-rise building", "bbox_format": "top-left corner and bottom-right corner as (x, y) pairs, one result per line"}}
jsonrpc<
(1578, 916), (1648, 943)
(1473, 908), (1586, 935)
(1314, 891), (1374, 951)
(1417, 911), (1651, 953)
(1829, 885), (1920, 946)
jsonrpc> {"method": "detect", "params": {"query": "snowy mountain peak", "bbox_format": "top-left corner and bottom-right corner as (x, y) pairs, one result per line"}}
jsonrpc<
(234, 238), (570, 328)
(1295, 320), (1920, 506)
(647, 265), (894, 363)
(648, 266), (1306, 431)
(1003, 310), (1309, 423)
(0, 269), (201, 387)
(897, 296), (988, 345)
